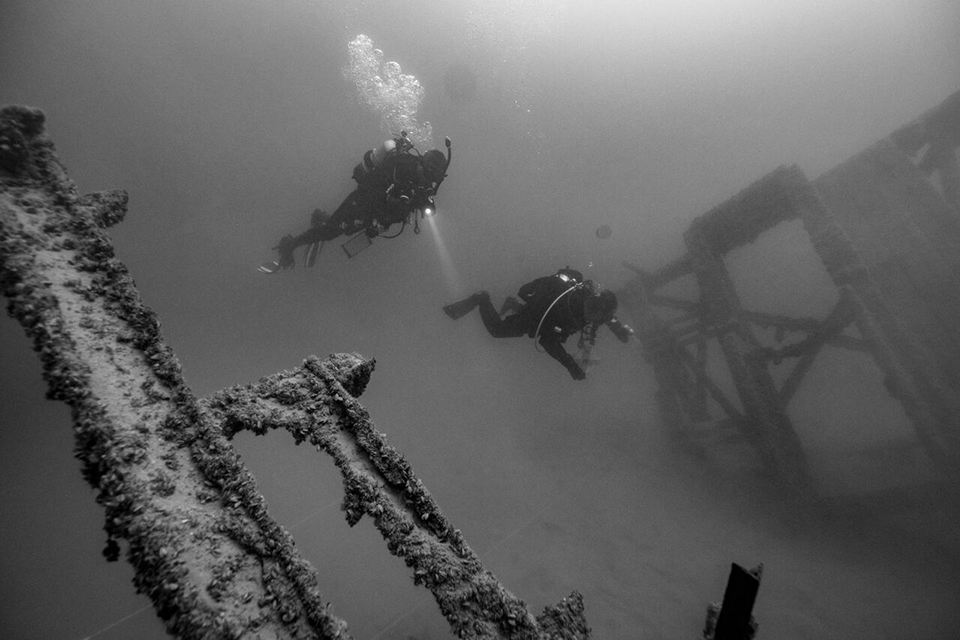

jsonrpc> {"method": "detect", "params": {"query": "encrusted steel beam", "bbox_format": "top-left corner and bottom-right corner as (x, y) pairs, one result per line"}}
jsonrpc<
(623, 254), (695, 291)
(1, 104), (351, 639)
(686, 165), (807, 257)
(0, 105), (590, 639)
(890, 88), (960, 212)
(204, 358), (589, 640)
(795, 161), (960, 465)
(684, 189), (808, 487)
(620, 90), (960, 488)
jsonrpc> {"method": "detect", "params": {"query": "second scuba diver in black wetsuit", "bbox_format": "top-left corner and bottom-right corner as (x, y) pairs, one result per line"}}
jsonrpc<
(443, 268), (634, 380)
(271, 131), (451, 269)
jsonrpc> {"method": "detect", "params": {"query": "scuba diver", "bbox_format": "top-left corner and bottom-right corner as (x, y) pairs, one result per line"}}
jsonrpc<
(443, 268), (634, 380)
(261, 131), (451, 272)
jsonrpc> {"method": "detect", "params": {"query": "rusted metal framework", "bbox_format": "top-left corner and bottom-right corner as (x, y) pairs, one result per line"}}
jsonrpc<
(620, 90), (960, 486)
(0, 105), (590, 638)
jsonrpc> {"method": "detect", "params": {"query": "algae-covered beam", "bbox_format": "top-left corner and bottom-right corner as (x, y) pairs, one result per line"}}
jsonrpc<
(1, 105), (353, 638)
(689, 165), (805, 257)
(0, 104), (591, 639)
(622, 254), (695, 291)
(204, 356), (590, 640)
(796, 157), (960, 465)
(890, 88), (960, 212)
(755, 289), (860, 408)
(684, 178), (809, 487)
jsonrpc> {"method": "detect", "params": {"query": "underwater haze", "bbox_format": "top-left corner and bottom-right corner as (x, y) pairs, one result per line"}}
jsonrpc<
(2, 0), (960, 638)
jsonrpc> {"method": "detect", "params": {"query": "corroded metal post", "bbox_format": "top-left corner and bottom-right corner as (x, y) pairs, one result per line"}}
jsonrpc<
(795, 164), (960, 465)
(617, 91), (960, 490)
(204, 357), (589, 639)
(618, 271), (719, 451)
(683, 218), (807, 487)
(1, 104), (351, 639)
(890, 89), (960, 215)
(813, 138), (960, 385)
(0, 105), (590, 639)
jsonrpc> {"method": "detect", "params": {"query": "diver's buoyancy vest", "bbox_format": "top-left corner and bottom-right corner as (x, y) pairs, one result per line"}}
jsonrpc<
(518, 270), (586, 335)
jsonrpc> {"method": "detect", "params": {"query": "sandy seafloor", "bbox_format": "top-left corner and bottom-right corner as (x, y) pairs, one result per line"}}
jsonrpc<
(2, 1), (960, 638)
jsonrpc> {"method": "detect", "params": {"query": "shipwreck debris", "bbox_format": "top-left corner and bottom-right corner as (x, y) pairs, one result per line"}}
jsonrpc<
(702, 563), (762, 640)
(620, 88), (960, 488)
(0, 103), (590, 639)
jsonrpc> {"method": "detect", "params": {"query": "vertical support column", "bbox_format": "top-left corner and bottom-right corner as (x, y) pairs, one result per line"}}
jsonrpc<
(620, 275), (711, 452)
(620, 278), (687, 439)
(795, 166), (960, 465)
(683, 225), (807, 487)
(928, 142), (960, 213)
(917, 89), (960, 214)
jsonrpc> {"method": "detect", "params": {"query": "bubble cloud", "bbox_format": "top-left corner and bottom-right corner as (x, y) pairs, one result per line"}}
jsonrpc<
(343, 35), (433, 146)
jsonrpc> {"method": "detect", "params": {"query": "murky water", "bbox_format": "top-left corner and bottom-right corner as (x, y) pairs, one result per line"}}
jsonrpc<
(2, 1), (960, 638)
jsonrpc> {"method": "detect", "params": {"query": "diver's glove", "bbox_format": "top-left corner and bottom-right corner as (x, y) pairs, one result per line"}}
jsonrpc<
(365, 222), (382, 238)
(565, 360), (586, 381)
(277, 234), (296, 269)
(310, 208), (328, 227)
(499, 295), (523, 316)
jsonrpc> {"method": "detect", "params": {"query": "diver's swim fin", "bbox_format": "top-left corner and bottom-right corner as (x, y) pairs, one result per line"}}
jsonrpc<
(580, 357), (601, 373)
(443, 295), (480, 320)
(304, 241), (323, 267)
(341, 231), (373, 258)
(257, 260), (283, 274)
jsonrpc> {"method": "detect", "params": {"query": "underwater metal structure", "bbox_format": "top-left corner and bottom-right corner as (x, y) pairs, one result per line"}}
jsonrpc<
(0, 105), (589, 638)
(620, 89), (960, 487)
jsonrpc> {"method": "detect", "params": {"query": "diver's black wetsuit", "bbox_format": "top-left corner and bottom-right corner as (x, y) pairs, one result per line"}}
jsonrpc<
(278, 148), (439, 264)
(475, 271), (633, 379)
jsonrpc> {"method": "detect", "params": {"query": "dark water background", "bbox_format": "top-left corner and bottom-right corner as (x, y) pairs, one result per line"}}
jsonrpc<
(2, 1), (960, 638)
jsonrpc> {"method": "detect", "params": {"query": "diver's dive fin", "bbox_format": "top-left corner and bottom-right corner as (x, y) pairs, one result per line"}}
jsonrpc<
(257, 260), (284, 274)
(579, 357), (601, 373)
(443, 296), (479, 320)
(341, 232), (373, 259)
(304, 241), (323, 267)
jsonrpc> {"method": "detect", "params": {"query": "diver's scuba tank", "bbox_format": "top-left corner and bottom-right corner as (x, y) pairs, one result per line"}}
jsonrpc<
(557, 268), (583, 285)
(352, 138), (397, 183)
(352, 131), (418, 183)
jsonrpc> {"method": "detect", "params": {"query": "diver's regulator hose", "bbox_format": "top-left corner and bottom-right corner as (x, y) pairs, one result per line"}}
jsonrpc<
(534, 283), (582, 353)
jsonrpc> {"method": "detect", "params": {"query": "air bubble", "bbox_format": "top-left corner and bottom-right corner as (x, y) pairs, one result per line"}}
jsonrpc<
(343, 35), (433, 146)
